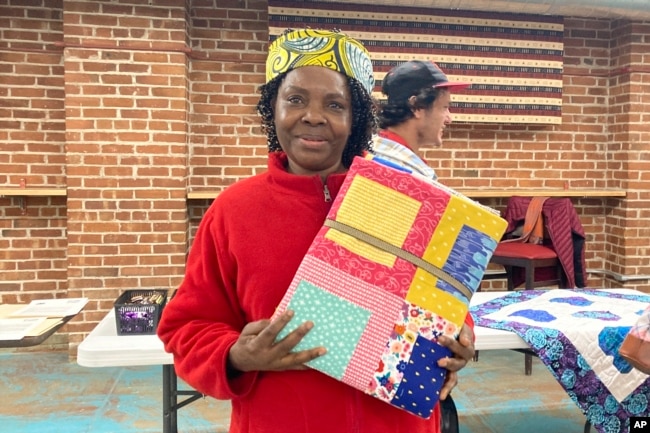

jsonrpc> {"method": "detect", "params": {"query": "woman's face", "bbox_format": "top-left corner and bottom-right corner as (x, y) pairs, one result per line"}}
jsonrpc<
(273, 66), (353, 178)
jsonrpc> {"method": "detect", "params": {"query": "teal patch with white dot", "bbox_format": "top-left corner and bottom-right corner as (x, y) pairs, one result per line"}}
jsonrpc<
(277, 279), (371, 380)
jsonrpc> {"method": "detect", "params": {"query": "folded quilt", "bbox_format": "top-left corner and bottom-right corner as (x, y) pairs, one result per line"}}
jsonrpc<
(275, 156), (507, 418)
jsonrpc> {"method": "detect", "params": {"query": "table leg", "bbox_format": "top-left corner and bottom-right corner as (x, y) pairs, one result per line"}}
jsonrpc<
(162, 364), (177, 433)
(162, 363), (205, 433)
(524, 352), (533, 376)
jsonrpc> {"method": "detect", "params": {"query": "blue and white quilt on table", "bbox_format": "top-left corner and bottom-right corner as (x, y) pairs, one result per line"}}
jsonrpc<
(471, 289), (650, 433)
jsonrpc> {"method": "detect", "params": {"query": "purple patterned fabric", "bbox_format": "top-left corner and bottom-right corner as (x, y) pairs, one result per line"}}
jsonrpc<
(471, 289), (650, 433)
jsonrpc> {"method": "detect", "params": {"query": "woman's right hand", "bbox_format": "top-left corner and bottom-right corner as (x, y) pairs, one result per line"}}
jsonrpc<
(227, 310), (326, 373)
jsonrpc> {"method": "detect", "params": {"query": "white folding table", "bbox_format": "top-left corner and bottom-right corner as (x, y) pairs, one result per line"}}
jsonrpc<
(76, 291), (531, 433)
(77, 309), (202, 433)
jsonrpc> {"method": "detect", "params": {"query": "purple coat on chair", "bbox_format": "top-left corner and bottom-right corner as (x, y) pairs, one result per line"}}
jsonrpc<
(502, 196), (588, 288)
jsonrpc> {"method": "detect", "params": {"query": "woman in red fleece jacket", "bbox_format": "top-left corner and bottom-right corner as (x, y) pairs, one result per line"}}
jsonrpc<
(157, 28), (475, 433)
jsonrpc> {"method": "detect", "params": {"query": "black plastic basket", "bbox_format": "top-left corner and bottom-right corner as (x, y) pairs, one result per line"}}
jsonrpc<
(114, 289), (167, 336)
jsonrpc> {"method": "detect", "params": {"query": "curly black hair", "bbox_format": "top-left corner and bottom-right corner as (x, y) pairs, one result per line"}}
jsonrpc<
(377, 86), (444, 129)
(256, 71), (377, 168)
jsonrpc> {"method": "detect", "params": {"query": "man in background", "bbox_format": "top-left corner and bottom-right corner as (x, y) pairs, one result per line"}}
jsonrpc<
(373, 60), (470, 181)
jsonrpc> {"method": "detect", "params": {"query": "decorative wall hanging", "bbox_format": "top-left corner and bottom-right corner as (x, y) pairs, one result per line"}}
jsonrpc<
(268, 0), (564, 124)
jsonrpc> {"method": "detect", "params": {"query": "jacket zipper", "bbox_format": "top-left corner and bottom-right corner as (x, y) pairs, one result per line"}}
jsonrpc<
(323, 184), (332, 202)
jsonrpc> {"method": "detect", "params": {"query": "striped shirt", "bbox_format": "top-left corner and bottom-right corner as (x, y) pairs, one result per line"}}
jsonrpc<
(371, 130), (438, 182)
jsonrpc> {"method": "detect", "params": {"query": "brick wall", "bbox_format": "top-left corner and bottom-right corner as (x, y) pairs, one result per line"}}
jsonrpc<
(1, 0), (649, 356)
(188, 0), (268, 190)
(0, 3), (68, 294)
(62, 1), (192, 347)
(605, 20), (650, 283)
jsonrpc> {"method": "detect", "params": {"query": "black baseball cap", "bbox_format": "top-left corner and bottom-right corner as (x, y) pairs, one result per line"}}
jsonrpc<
(382, 60), (471, 102)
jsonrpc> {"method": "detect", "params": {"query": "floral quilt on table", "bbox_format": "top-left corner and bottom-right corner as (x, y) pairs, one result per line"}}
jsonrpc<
(471, 289), (650, 433)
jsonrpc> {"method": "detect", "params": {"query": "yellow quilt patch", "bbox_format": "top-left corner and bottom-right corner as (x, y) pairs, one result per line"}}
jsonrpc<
(405, 272), (469, 328)
(325, 175), (421, 267)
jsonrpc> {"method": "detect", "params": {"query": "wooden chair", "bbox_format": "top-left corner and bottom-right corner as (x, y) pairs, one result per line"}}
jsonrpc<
(485, 196), (569, 375)
(494, 196), (587, 291)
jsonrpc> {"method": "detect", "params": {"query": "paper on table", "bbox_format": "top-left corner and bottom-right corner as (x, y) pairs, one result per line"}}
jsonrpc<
(25, 318), (65, 337)
(10, 298), (89, 318)
(0, 317), (47, 340)
(0, 304), (23, 319)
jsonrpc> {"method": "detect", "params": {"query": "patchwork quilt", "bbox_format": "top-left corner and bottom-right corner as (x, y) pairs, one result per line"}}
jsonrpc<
(274, 156), (508, 418)
(471, 289), (650, 433)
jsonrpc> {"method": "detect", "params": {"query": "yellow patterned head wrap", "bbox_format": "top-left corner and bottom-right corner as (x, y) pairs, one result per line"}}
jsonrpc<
(266, 29), (375, 95)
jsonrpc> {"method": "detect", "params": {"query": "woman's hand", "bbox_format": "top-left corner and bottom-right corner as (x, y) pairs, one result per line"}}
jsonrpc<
(227, 310), (326, 374)
(436, 324), (475, 400)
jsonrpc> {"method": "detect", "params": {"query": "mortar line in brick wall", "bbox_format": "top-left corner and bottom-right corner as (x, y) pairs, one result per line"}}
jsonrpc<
(0, 46), (63, 54)
(52, 40), (263, 64)
(52, 40), (192, 54)
(4, 42), (264, 64)
(563, 65), (650, 78)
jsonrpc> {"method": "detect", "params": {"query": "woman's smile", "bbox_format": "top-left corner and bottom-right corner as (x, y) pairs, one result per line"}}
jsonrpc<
(297, 134), (328, 147)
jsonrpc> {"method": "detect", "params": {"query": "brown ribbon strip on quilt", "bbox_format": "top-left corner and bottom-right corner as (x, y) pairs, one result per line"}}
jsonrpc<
(324, 219), (472, 300)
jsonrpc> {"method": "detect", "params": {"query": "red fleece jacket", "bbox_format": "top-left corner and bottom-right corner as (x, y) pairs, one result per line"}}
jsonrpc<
(157, 152), (473, 433)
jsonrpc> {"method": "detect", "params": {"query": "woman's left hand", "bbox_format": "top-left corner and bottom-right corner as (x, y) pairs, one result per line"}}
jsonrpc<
(436, 324), (475, 400)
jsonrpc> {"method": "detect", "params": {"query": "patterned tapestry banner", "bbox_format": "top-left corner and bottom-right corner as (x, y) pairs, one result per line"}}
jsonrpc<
(268, 1), (564, 124)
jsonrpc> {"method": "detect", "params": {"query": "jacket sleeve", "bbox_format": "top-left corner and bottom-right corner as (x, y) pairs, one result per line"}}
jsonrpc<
(157, 204), (258, 400)
(502, 196), (530, 236)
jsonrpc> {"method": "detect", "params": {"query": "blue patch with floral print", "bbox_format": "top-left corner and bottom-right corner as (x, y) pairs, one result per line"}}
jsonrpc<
(599, 326), (634, 373)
